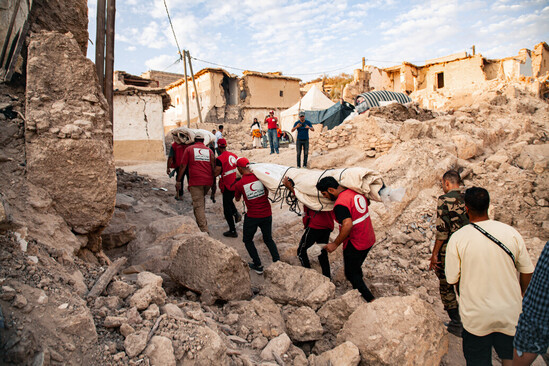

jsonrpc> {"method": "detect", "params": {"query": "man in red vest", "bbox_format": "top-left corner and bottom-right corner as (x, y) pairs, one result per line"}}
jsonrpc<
(316, 176), (376, 302)
(214, 138), (242, 237)
(176, 132), (215, 233)
(167, 138), (190, 200)
(234, 157), (280, 274)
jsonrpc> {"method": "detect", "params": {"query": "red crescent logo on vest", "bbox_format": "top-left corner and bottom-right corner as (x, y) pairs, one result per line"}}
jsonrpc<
(249, 182), (258, 192)
(354, 195), (367, 214)
(228, 155), (237, 166)
(198, 149), (209, 156)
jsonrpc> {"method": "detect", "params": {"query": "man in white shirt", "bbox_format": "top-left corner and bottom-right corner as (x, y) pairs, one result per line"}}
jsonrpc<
(214, 125), (223, 155)
(446, 187), (534, 366)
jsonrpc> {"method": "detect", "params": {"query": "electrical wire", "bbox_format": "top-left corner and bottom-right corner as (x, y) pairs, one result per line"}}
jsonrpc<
(163, 0), (183, 60)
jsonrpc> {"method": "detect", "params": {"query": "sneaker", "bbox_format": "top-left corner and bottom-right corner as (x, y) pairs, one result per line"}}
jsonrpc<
(234, 212), (242, 223)
(223, 230), (238, 238)
(248, 262), (264, 274)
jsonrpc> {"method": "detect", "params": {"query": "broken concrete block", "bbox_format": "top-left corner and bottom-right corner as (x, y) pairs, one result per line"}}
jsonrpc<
(224, 296), (286, 340)
(317, 290), (364, 335)
(260, 261), (335, 310)
(336, 295), (447, 366)
(145, 336), (176, 366)
(283, 306), (323, 342)
(168, 234), (252, 301)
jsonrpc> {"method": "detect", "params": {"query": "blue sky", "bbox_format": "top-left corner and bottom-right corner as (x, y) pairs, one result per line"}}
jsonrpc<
(86, 0), (549, 82)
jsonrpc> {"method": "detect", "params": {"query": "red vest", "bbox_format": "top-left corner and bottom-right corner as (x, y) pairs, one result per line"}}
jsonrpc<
(217, 151), (238, 192)
(181, 142), (213, 187)
(171, 142), (188, 168)
(334, 189), (376, 250)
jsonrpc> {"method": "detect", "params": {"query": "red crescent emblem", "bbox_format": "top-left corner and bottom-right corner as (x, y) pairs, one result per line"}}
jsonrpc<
(249, 182), (257, 192)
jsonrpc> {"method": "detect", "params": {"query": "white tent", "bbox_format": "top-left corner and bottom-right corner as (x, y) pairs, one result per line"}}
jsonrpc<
(280, 85), (335, 134)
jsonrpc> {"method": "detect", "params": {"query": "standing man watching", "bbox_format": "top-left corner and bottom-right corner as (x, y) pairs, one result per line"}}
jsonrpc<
(291, 111), (314, 168)
(316, 176), (376, 302)
(214, 125), (224, 155)
(264, 110), (279, 154)
(234, 157), (280, 274)
(446, 187), (534, 366)
(214, 138), (242, 238)
(176, 132), (215, 233)
(430, 170), (469, 336)
(513, 241), (549, 366)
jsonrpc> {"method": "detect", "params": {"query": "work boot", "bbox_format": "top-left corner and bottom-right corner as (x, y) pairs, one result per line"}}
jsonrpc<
(248, 262), (264, 275)
(223, 230), (238, 238)
(234, 212), (242, 223)
(445, 308), (463, 337)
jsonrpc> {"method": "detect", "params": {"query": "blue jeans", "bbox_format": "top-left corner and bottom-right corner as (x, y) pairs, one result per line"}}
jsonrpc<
(267, 129), (279, 154)
(296, 139), (309, 167)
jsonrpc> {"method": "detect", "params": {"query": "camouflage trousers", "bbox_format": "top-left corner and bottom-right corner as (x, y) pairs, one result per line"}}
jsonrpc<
(434, 242), (458, 310)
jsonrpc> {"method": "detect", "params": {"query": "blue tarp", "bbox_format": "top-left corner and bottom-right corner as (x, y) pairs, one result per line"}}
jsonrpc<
(300, 101), (355, 131)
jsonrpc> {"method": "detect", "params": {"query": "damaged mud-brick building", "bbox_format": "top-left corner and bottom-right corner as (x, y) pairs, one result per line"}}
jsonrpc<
(163, 68), (301, 133)
(342, 42), (549, 109)
(113, 71), (171, 161)
(139, 70), (185, 89)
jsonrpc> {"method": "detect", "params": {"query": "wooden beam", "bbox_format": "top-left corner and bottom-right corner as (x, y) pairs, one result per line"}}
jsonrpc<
(87, 257), (127, 299)
(95, 0), (106, 90)
(105, 0), (116, 124)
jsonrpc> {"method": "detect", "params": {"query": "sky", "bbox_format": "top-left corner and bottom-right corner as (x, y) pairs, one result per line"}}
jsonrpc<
(86, 0), (549, 82)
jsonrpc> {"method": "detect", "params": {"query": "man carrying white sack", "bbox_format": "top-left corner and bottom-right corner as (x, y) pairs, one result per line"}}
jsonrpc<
(282, 176), (333, 278)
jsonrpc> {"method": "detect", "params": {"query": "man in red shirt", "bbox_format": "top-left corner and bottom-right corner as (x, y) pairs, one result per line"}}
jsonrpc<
(234, 157), (280, 274)
(316, 176), (376, 302)
(176, 132), (215, 233)
(282, 177), (333, 278)
(264, 110), (279, 155)
(214, 138), (242, 237)
(167, 138), (190, 200)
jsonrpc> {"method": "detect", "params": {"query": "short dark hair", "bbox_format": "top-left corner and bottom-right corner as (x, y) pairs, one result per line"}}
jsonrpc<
(442, 170), (462, 185)
(316, 176), (339, 192)
(464, 187), (490, 215)
(218, 125), (223, 130)
(194, 137), (204, 142)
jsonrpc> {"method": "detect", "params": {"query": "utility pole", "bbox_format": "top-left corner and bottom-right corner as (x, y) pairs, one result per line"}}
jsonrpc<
(186, 50), (203, 126)
(183, 51), (191, 128)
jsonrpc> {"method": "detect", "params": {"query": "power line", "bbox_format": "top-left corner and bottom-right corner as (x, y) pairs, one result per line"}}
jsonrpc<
(163, 0), (183, 60)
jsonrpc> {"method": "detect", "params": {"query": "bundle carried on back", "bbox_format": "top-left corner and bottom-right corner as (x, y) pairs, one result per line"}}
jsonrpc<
(249, 163), (403, 212)
(171, 127), (216, 146)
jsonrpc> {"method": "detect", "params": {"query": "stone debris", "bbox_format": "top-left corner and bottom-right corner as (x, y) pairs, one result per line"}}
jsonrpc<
(144, 335), (176, 366)
(261, 261), (335, 310)
(317, 290), (364, 335)
(309, 341), (361, 366)
(283, 305), (324, 342)
(337, 296), (448, 365)
(260, 332), (292, 361)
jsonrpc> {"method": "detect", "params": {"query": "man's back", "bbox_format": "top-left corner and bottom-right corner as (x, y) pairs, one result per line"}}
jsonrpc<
(446, 220), (534, 336)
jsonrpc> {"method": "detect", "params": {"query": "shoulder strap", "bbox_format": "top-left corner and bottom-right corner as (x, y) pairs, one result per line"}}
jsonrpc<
(470, 223), (515, 263)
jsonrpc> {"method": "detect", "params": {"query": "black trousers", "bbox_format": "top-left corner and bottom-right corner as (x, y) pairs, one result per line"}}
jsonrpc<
(242, 215), (280, 266)
(222, 189), (238, 232)
(297, 227), (331, 278)
(296, 139), (309, 167)
(343, 243), (375, 302)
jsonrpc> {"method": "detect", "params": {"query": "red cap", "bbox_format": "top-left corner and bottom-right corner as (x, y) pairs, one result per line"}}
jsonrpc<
(236, 157), (249, 168)
(217, 138), (227, 147)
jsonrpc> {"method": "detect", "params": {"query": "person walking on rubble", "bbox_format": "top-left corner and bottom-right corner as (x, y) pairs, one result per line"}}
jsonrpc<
(513, 241), (549, 366)
(283, 177), (333, 278)
(214, 125), (224, 155)
(316, 176), (376, 302)
(214, 138), (242, 238)
(430, 170), (469, 337)
(176, 131), (215, 233)
(167, 134), (191, 200)
(234, 157), (280, 274)
(250, 118), (262, 149)
(264, 110), (279, 154)
(291, 111), (314, 168)
(446, 187), (534, 366)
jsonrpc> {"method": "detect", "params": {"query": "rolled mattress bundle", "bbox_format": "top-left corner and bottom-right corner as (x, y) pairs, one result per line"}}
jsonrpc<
(171, 127), (216, 146)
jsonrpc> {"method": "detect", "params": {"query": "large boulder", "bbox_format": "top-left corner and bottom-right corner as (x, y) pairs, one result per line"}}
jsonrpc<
(317, 290), (364, 335)
(25, 32), (116, 243)
(168, 234), (252, 301)
(224, 296), (286, 340)
(260, 261), (335, 310)
(283, 306), (323, 342)
(309, 341), (361, 366)
(336, 296), (448, 365)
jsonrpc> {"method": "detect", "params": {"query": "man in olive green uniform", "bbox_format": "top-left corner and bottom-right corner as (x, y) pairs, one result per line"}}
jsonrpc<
(430, 170), (469, 336)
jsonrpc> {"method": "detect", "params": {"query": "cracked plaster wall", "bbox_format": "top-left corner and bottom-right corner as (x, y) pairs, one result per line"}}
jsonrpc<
(113, 93), (166, 161)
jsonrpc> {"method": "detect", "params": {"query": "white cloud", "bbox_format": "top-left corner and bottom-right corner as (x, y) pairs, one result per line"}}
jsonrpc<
(144, 54), (178, 71)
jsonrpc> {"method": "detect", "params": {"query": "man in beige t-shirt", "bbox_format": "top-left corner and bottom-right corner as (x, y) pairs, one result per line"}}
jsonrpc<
(446, 187), (534, 366)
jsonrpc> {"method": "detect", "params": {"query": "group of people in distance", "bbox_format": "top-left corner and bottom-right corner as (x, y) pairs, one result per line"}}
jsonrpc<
(431, 170), (548, 366)
(168, 123), (548, 366)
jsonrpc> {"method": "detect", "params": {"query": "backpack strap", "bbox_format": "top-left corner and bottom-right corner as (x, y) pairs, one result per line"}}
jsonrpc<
(470, 223), (515, 263)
